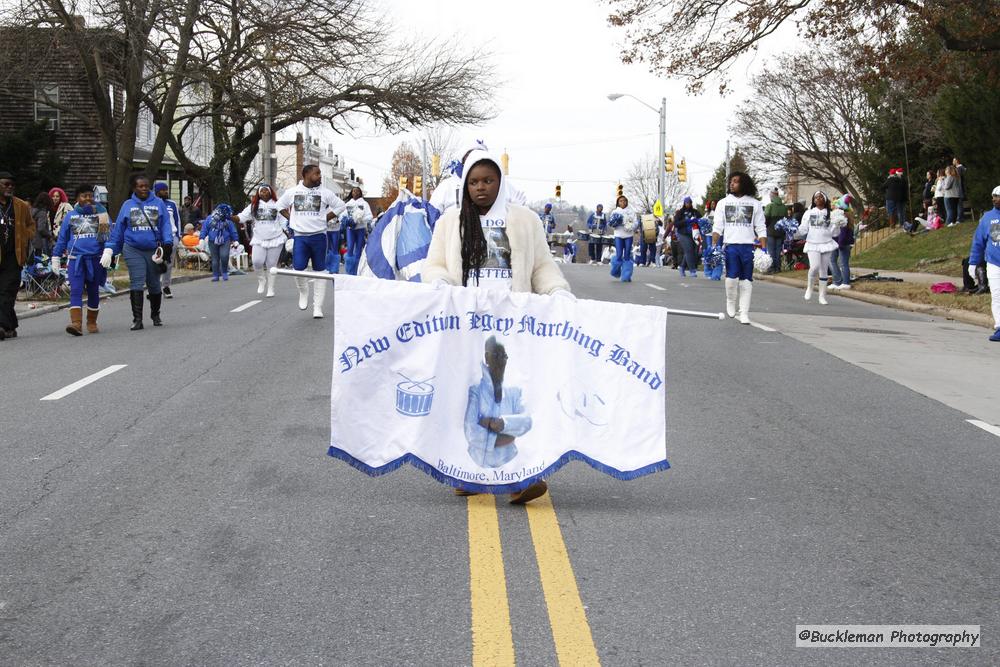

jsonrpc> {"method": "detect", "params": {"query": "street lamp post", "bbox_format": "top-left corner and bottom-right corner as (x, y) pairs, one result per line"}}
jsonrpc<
(608, 93), (667, 215)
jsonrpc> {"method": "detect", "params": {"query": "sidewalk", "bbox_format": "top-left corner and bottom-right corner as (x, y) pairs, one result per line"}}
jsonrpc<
(756, 268), (993, 329)
(15, 271), (213, 320)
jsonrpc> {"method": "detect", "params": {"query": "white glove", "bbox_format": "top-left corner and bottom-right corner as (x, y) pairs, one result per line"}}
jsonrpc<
(552, 289), (576, 301)
(968, 263), (977, 280)
(100, 248), (113, 268)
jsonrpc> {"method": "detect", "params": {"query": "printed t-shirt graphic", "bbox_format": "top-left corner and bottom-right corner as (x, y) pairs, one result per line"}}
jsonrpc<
(468, 217), (513, 290)
(724, 205), (755, 228)
(293, 193), (322, 213)
(989, 221), (1000, 244)
(129, 206), (160, 230)
(805, 211), (831, 229)
(72, 215), (98, 238)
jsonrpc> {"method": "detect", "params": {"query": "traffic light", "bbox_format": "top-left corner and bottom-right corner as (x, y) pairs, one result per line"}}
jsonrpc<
(678, 159), (687, 183)
(398, 175), (408, 192)
(500, 151), (509, 175)
(555, 183), (562, 199)
(616, 183), (624, 198)
(413, 175), (423, 196)
(665, 147), (675, 173)
(430, 154), (441, 178)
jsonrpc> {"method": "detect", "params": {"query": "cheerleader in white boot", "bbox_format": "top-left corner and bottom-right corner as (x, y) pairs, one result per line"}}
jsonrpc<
(234, 184), (287, 298)
(796, 191), (841, 306)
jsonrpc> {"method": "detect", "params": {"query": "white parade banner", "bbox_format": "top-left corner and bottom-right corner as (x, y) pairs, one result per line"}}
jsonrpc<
(329, 276), (669, 494)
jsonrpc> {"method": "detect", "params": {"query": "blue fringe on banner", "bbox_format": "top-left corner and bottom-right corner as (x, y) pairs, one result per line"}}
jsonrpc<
(326, 446), (670, 495)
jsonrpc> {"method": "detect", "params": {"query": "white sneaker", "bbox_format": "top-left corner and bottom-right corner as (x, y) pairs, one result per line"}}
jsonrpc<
(829, 284), (841, 291)
(840, 283), (852, 290)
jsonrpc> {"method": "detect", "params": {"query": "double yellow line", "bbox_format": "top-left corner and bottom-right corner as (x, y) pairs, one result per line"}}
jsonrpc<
(467, 493), (600, 666)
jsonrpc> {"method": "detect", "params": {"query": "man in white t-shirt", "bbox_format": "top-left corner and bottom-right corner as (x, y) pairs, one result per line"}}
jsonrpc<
(277, 164), (346, 318)
(712, 171), (767, 324)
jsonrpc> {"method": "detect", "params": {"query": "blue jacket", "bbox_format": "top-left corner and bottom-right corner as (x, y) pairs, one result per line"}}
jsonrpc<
(107, 194), (172, 253)
(53, 204), (109, 257)
(540, 212), (556, 234)
(586, 212), (607, 234)
(672, 208), (698, 236)
(968, 207), (1000, 267)
(201, 214), (239, 245)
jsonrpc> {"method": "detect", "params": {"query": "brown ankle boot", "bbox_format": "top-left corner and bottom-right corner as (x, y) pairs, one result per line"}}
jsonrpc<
(66, 307), (83, 336)
(85, 307), (99, 333)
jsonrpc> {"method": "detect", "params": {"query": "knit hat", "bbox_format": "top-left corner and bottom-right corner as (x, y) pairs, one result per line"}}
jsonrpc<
(154, 182), (169, 193)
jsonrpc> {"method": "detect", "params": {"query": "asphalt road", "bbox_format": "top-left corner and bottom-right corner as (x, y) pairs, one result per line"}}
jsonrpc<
(1, 263), (998, 666)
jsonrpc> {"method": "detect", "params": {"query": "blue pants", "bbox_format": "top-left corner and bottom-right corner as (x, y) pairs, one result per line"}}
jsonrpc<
(614, 237), (632, 263)
(293, 232), (328, 272)
(122, 244), (163, 294)
(325, 230), (341, 274)
(208, 241), (230, 278)
(766, 236), (784, 271)
(944, 197), (959, 225)
(724, 244), (755, 281)
(67, 256), (105, 308)
(345, 226), (366, 274)
(830, 245), (852, 285)
(886, 199), (907, 225)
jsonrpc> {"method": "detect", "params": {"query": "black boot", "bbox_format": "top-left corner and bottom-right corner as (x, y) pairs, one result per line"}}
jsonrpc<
(975, 265), (990, 294)
(129, 290), (144, 330)
(148, 292), (163, 326)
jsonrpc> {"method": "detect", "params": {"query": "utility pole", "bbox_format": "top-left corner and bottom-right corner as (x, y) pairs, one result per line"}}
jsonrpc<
(658, 97), (666, 217)
(725, 140), (731, 182)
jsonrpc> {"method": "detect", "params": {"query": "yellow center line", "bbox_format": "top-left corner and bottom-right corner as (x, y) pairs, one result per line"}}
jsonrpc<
(467, 494), (515, 667)
(526, 493), (601, 666)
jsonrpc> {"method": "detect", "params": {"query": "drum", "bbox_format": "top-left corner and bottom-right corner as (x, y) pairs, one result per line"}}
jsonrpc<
(577, 230), (590, 242)
(395, 379), (434, 416)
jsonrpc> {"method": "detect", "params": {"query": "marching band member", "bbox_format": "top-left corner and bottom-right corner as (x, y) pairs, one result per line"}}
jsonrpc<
(423, 148), (570, 503)
(101, 175), (172, 331)
(712, 172), (767, 324)
(795, 191), (842, 306)
(276, 164), (347, 318)
(234, 184), (286, 297)
(608, 194), (638, 282)
(51, 184), (109, 335)
(343, 186), (373, 276)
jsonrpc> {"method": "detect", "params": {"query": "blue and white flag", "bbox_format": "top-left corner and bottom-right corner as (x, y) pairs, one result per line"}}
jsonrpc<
(358, 188), (441, 282)
(329, 277), (669, 494)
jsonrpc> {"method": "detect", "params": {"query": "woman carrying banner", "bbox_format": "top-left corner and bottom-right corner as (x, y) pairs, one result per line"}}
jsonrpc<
(423, 148), (571, 504)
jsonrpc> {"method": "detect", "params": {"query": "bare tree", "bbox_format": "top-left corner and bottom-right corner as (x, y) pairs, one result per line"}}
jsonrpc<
(0, 0), (496, 207)
(605, 0), (1000, 92)
(624, 153), (690, 214)
(731, 44), (876, 206)
(382, 141), (423, 200)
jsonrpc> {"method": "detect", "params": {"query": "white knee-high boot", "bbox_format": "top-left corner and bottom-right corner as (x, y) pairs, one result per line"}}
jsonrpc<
(312, 279), (326, 318)
(804, 274), (814, 300)
(818, 279), (828, 305)
(738, 280), (752, 325)
(265, 273), (276, 298)
(257, 273), (266, 294)
(724, 278), (738, 318)
(295, 277), (309, 310)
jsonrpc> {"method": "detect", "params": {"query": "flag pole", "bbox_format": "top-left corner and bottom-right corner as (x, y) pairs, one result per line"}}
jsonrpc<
(268, 268), (725, 320)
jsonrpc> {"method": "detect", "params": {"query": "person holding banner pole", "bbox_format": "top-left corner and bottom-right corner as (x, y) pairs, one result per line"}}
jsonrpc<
(423, 149), (571, 504)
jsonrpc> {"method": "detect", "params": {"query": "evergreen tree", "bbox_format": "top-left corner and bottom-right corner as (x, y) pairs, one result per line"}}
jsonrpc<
(0, 122), (69, 197)
(703, 150), (751, 203)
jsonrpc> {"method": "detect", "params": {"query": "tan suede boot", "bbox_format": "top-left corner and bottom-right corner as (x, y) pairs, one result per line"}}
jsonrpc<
(66, 307), (83, 336)
(86, 306), (100, 333)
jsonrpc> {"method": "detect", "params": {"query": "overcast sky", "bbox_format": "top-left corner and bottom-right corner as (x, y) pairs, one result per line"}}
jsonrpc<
(325, 0), (784, 209)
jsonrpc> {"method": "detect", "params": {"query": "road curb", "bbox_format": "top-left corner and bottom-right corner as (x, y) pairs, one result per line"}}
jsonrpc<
(755, 274), (993, 329)
(15, 273), (213, 320)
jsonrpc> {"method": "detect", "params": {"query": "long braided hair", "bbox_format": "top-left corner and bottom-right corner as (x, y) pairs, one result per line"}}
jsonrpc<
(459, 160), (501, 286)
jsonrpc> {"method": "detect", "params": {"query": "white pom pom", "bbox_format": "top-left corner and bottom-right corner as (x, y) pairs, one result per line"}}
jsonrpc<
(285, 238), (294, 253)
(753, 248), (772, 273)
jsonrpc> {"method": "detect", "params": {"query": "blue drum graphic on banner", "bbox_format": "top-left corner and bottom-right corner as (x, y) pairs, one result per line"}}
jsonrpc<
(395, 372), (435, 417)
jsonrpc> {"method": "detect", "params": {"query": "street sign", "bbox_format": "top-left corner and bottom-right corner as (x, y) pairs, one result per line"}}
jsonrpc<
(653, 200), (664, 218)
